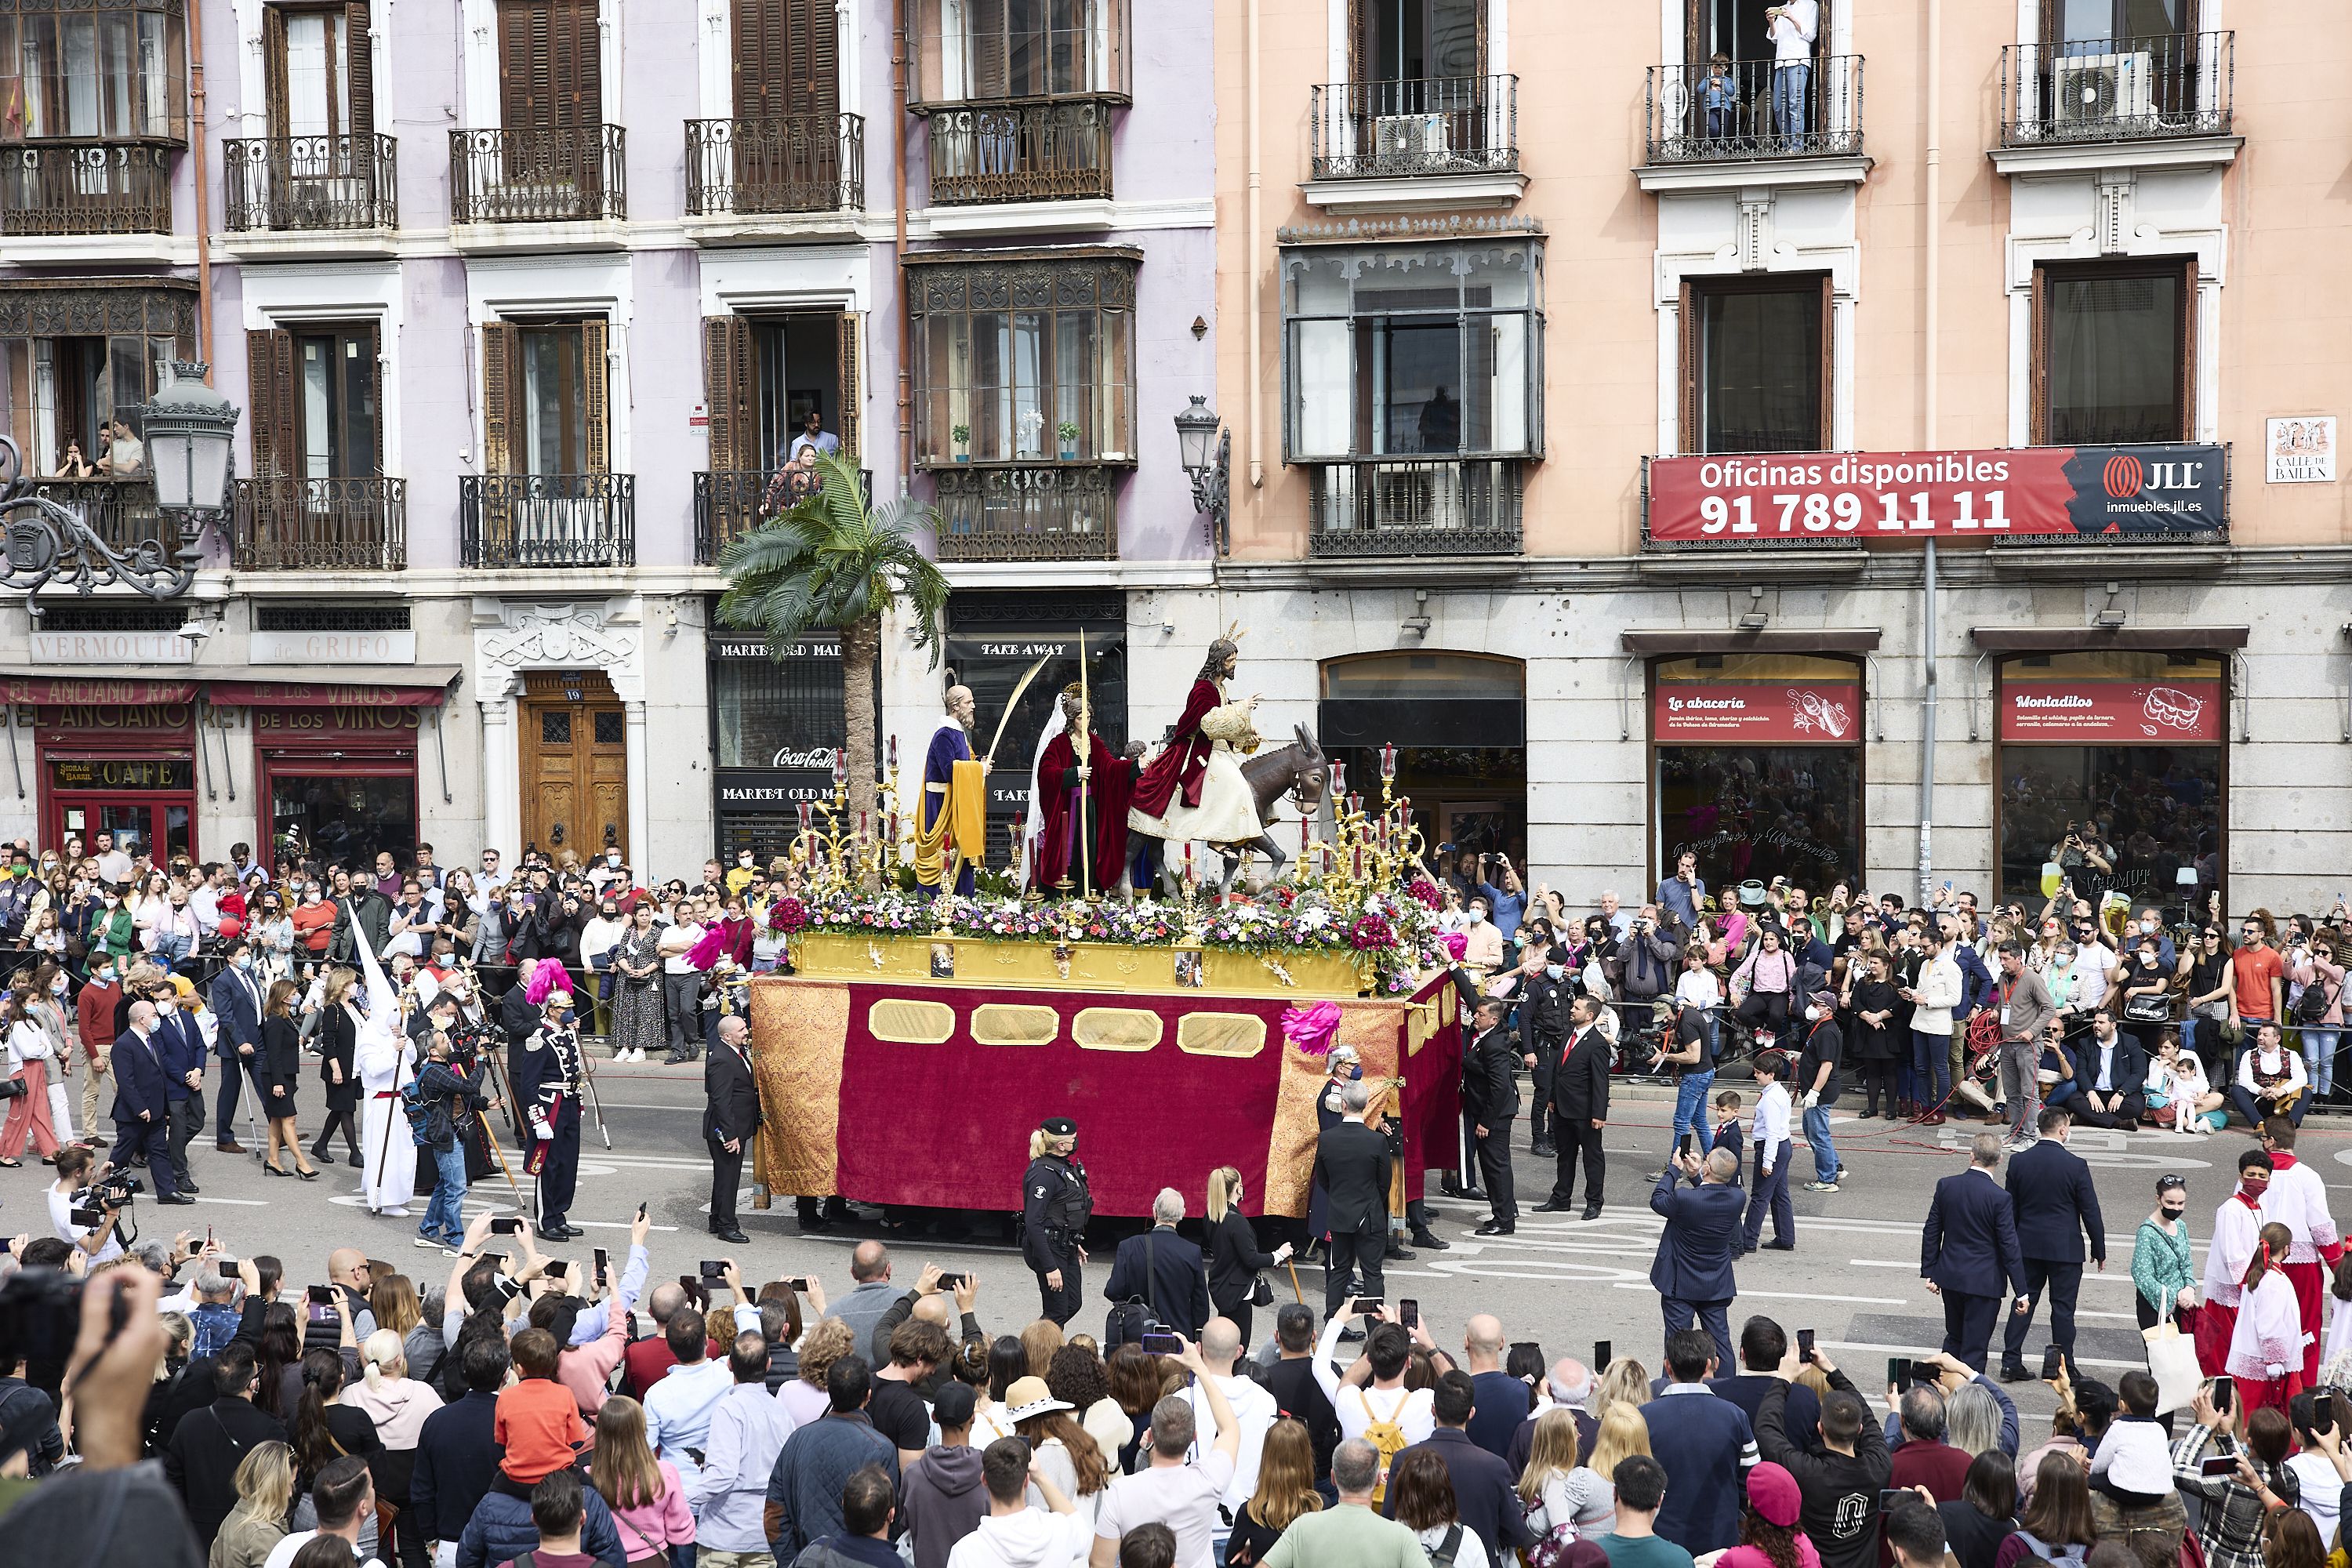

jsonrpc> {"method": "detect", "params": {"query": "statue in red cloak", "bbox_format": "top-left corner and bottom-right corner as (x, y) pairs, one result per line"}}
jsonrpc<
(1031, 685), (1137, 896)
(1131, 637), (1241, 819)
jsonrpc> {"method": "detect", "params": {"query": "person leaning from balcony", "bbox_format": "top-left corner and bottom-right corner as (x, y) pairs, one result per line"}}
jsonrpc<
(56, 438), (96, 479)
(96, 419), (144, 475)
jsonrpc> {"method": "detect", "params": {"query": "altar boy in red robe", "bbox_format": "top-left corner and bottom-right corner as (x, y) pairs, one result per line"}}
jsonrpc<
(1031, 684), (1135, 897)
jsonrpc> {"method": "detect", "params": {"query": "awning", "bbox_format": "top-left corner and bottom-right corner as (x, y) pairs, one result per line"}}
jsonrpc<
(1969, 628), (2249, 653)
(0, 666), (462, 707)
(1619, 629), (1883, 655)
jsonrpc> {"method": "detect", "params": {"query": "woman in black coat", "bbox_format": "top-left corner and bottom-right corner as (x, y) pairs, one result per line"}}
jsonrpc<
(260, 978), (318, 1179)
(1204, 1166), (1291, 1351)
(313, 967), (364, 1165)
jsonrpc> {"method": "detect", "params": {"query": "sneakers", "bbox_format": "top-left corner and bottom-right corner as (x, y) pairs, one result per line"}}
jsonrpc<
(1803, 1179), (1840, 1193)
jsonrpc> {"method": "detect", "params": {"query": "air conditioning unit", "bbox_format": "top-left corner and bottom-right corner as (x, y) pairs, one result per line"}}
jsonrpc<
(1373, 113), (1450, 165)
(2052, 52), (2154, 129)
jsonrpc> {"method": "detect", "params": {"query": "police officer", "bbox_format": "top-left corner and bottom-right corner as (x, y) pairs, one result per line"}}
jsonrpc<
(517, 993), (586, 1240)
(1512, 942), (1573, 1158)
(1022, 1116), (1091, 1326)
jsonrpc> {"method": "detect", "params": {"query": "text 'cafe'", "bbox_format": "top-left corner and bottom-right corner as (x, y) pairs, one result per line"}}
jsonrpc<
(2, 673), (455, 868)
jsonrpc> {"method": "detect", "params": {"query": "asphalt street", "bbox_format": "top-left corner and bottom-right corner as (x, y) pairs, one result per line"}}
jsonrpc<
(43, 1063), (2352, 1429)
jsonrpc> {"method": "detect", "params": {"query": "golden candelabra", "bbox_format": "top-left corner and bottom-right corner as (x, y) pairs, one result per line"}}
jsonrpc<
(794, 742), (912, 898)
(1293, 745), (1425, 907)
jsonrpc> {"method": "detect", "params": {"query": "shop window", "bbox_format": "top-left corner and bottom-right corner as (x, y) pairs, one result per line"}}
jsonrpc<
(1680, 274), (1828, 456)
(1652, 653), (1863, 896)
(1319, 651), (1526, 875)
(710, 640), (852, 769)
(1994, 649), (2221, 913)
(909, 252), (1134, 466)
(0, 0), (188, 142)
(267, 771), (415, 869)
(2032, 259), (2191, 447)
(1281, 236), (1543, 462)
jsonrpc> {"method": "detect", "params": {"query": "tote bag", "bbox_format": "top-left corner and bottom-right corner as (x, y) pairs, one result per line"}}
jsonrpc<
(2145, 1308), (2204, 1416)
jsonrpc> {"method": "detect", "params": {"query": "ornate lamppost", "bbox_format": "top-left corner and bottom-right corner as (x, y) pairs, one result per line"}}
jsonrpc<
(1174, 394), (1231, 554)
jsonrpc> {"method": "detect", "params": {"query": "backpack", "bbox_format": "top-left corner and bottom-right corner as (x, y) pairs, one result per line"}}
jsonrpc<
(1350, 1385), (1412, 1505)
(2296, 975), (2335, 1025)
(1422, 1523), (1465, 1568)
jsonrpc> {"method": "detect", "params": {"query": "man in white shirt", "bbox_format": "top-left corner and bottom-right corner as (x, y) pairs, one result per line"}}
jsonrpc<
(1312, 1312), (1436, 1450)
(1741, 1051), (1796, 1253)
(642, 1268), (760, 1496)
(950, 1436), (1087, 1568)
(1767, 0), (1819, 140)
(94, 831), (132, 887)
(1181, 1318), (1277, 1561)
(263, 1455), (384, 1568)
(2234, 1024), (2310, 1131)
(2257, 1117), (2339, 1385)
(1091, 1341), (1243, 1568)
(476, 849), (511, 896)
(659, 898), (707, 1064)
(187, 863), (227, 941)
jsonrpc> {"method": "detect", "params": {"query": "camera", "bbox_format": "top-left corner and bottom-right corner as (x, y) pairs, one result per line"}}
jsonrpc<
(0, 1267), (85, 1373)
(68, 1170), (141, 1229)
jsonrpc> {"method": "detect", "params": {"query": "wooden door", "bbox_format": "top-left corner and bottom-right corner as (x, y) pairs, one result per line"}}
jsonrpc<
(498, 0), (602, 129)
(733, 0), (836, 120)
(519, 670), (628, 862)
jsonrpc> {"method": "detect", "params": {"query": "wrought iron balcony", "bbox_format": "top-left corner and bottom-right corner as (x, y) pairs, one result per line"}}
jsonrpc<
(448, 125), (626, 224)
(2000, 34), (2232, 147)
(1308, 459), (1521, 558)
(17, 477), (165, 551)
(693, 466), (873, 565)
(932, 464), (1116, 561)
(459, 474), (635, 568)
(0, 143), (172, 234)
(222, 135), (397, 232)
(1308, 75), (1518, 180)
(927, 100), (1113, 205)
(1645, 56), (1864, 163)
(231, 477), (406, 570)
(685, 114), (864, 216)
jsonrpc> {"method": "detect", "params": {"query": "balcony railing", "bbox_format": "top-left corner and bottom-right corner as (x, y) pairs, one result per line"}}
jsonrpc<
(1308, 75), (1519, 180)
(1645, 56), (1864, 163)
(0, 143), (172, 234)
(927, 100), (1113, 205)
(448, 125), (626, 224)
(693, 465), (873, 565)
(21, 477), (165, 550)
(685, 114), (864, 217)
(222, 135), (397, 232)
(232, 477), (406, 570)
(459, 474), (635, 568)
(1308, 459), (1522, 557)
(2000, 34), (2233, 147)
(932, 464), (1116, 561)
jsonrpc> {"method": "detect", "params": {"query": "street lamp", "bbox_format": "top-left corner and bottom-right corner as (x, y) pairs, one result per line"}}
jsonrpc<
(0, 359), (240, 612)
(1174, 395), (1230, 554)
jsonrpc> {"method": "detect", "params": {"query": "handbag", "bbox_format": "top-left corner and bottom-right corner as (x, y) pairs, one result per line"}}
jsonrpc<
(2144, 1308), (2204, 1416)
(1248, 1273), (1275, 1308)
(2125, 991), (2170, 1024)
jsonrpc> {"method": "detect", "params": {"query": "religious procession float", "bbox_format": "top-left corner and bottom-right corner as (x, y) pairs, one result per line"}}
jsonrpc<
(746, 636), (1466, 1220)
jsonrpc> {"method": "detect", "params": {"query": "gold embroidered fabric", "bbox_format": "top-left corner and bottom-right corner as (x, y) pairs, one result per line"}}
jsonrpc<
(1176, 1013), (1268, 1058)
(1073, 1008), (1163, 1051)
(971, 1003), (1061, 1047)
(1261, 998), (1405, 1218)
(868, 998), (955, 1044)
(750, 980), (851, 1196)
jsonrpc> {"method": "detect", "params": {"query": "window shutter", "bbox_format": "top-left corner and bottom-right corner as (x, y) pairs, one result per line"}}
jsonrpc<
(557, 0), (601, 128)
(481, 321), (516, 474)
(1818, 273), (1835, 452)
(262, 7), (290, 138)
(801, 0), (837, 120)
(700, 315), (753, 474)
(583, 317), (610, 474)
(365, 323), (384, 475)
(1346, 0), (1368, 85)
(2176, 258), (2198, 442)
(835, 310), (861, 459)
(2028, 266), (2049, 447)
(246, 328), (296, 481)
(345, 2), (374, 136)
(1677, 281), (1700, 456)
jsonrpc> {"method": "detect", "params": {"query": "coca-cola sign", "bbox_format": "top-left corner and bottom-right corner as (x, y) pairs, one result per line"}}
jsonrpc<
(769, 746), (837, 769)
(2001, 679), (2221, 742)
(1653, 683), (1862, 745)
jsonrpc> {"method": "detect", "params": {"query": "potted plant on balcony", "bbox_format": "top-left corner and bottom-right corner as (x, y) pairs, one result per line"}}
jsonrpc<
(951, 423), (971, 462)
(1056, 420), (1080, 460)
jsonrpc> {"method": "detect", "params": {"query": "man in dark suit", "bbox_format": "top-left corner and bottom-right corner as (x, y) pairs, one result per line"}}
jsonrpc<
(151, 984), (206, 1195)
(1650, 1146), (1746, 1371)
(2067, 1007), (2148, 1131)
(1312, 1078), (1393, 1318)
(1102, 1187), (1212, 1338)
(703, 1014), (759, 1243)
(1998, 1103), (2107, 1381)
(1639, 1328), (1759, 1554)
(1459, 993), (1521, 1235)
(1920, 1131), (2029, 1371)
(109, 999), (188, 1203)
(1535, 996), (1610, 1218)
(206, 940), (267, 1155)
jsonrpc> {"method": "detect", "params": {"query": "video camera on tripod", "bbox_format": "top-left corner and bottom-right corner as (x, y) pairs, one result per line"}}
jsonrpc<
(67, 1170), (141, 1230)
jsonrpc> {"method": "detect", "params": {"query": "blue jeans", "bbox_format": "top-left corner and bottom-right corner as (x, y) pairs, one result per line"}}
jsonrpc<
(151, 931), (194, 968)
(2303, 1027), (2339, 1098)
(1911, 1028), (1952, 1106)
(1671, 1070), (1718, 1157)
(1802, 1103), (1838, 1182)
(419, 1143), (467, 1243)
(1773, 61), (1812, 140)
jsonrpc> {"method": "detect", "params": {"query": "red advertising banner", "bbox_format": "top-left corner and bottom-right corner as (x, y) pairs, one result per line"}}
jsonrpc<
(2001, 679), (2222, 743)
(1646, 444), (2227, 545)
(1654, 683), (1862, 744)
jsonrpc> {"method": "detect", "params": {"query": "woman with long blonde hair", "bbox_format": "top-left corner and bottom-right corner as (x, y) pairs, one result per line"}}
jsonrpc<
(1573, 1404), (1653, 1540)
(589, 1396), (694, 1567)
(1590, 1356), (1653, 1429)
(210, 1440), (296, 1568)
(1519, 1404), (1620, 1544)
(1205, 1164), (1288, 1351)
(1225, 1417), (1321, 1566)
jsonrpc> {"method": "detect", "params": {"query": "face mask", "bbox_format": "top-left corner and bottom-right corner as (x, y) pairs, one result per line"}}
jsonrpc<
(102, 898), (117, 909)
(1547, 964), (1564, 981)
(738, 855), (753, 868)
(157, 999), (177, 1015)
(50, 975), (65, 996)
(1346, 1064), (1363, 1082)
(235, 953), (253, 971)
(305, 891), (321, 904)
(2161, 1206), (2185, 1221)
(93, 969), (112, 985)
(608, 853), (622, 866)
(1803, 1005), (1820, 1022)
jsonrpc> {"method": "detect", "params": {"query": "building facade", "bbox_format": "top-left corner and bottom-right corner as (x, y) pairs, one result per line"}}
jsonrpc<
(1205, 0), (2352, 916)
(0, 0), (1214, 877)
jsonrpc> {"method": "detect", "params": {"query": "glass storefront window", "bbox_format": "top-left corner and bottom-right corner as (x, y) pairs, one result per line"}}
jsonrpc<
(1995, 650), (2223, 913)
(711, 642), (848, 769)
(1653, 653), (1863, 896)
(269, 771), (415, 869)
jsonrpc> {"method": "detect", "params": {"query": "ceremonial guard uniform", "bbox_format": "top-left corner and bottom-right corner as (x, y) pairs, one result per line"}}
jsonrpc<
(517, 997), (586, 1240)
(1023, 1116), (1093, 1326)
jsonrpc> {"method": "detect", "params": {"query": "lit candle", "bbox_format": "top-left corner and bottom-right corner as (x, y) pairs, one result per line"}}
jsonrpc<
(1381, 742), (1396, 781)
(831, 748), (848, 786)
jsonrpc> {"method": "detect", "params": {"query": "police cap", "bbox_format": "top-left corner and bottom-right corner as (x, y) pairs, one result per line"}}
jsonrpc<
(1040, 1116), (1078, 1137)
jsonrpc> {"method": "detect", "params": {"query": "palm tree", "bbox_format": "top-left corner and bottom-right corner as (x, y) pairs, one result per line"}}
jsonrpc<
(717, 452), (949, 822)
